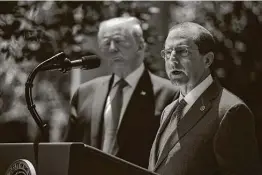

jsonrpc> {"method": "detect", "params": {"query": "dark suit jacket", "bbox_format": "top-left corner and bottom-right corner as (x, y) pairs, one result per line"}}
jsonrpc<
(66, 69), (178, 168)
(149, 80), (262, 175)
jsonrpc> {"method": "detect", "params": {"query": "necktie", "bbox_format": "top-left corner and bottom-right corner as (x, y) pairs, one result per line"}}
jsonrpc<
(110, 79), (128, 130)
(172, 98), (187, 123)
(102, 78), (128, 154)
(157, 98), (187, 158)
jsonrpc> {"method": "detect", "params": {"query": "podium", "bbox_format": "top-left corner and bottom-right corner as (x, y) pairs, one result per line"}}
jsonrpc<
(0, 142), (158, 175)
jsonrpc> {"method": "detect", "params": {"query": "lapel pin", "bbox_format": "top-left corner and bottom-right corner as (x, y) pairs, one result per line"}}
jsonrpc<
(141, 91), (146, 95)
(200, 105), (205, 111)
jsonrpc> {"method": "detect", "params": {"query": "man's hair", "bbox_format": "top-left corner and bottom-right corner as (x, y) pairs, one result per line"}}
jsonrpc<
(169, 22), (216, 55)
(98, 16), (145, 45)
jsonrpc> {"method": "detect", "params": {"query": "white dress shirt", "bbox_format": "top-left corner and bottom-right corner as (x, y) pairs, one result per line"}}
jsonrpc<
(179, 74), (213, 118)
(158, 74), (213, 157)
(106, 63), (145, 127)
(102, 64), (145, 153)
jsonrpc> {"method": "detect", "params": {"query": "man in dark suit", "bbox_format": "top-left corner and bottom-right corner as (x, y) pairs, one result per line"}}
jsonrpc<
(66, 17), (177, 168)
(148, 22), (262, 175)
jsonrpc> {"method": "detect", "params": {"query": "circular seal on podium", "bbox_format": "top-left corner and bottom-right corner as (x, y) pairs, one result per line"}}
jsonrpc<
(5, 159), (36, 175)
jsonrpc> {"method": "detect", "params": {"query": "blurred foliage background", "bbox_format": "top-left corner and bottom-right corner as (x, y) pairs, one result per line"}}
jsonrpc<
(0, 1), (262, 157)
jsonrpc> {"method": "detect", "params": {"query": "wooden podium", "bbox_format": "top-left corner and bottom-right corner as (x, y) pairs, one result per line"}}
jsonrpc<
(0, 143), (158, 175)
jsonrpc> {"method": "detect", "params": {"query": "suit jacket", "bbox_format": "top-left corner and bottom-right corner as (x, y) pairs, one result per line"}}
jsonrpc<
(149, 80), (262, 175)
(66, 69), (178, 168)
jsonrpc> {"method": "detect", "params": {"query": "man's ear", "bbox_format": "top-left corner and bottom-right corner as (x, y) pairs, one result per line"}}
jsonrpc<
(139, 42), (144, 50)
(137, 39), (146, 52)
(203, 51), (214, 68)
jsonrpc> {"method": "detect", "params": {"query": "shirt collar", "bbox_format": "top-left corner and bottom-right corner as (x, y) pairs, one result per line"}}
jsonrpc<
(112, 63), (145, 88)
(179, 74), (213, 105)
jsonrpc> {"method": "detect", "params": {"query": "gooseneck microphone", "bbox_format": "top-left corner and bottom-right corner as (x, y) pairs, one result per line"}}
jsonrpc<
(40, 55), (101, 72)
(24, 51), (101, 174)
(25, 52), (101, 140)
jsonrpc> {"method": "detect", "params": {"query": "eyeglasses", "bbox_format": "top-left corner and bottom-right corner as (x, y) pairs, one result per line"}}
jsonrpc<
(160, 46), (193, 60)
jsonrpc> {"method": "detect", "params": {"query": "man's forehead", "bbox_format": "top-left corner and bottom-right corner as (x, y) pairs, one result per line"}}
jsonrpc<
(100, 22), (133, 37)
(102, 27), (125, 37)
(165, 36), (195, 48)
(168, 26), (200, 38)
(165, 28), (198, 47)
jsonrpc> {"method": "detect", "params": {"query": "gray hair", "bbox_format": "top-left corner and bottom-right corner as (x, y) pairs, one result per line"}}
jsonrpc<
(98, 16), (145, 45)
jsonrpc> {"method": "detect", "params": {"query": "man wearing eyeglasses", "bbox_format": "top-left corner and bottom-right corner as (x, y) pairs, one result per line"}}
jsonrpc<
(148, 22), (262, 175)
(65, 16), (178, 168)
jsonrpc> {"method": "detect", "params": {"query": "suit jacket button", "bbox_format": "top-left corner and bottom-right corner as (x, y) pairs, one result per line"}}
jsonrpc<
(200, 106), (205, 111)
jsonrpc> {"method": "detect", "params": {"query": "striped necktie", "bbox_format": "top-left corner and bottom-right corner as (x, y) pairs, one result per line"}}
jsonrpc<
(157, 98), (187, 158)
(173, 98), (187, 123)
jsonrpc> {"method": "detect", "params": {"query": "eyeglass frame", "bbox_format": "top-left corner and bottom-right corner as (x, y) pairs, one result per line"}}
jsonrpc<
(160, 45), (198, 60)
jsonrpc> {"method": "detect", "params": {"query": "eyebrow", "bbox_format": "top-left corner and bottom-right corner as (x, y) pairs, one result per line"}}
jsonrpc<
(102, 34), (126, 39)
(165, 45), (190, 49)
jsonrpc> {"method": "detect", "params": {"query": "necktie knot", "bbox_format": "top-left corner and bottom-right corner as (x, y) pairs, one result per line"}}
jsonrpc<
(177, 98), (187, 110)
(116, 78), (128, 89)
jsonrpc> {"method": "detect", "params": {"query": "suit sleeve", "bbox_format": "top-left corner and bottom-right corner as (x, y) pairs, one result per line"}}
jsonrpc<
(64, 87), (85, 142)
(214, 104), (262, 175)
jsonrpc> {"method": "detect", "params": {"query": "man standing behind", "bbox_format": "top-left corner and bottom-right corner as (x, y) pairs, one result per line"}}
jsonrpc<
(149, 22), (262, 175)
(66, 17), (177, 168)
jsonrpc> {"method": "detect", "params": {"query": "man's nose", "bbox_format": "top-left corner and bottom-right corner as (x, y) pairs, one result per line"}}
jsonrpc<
(169, 50), (179, 63)
(108, 41), (118, 52)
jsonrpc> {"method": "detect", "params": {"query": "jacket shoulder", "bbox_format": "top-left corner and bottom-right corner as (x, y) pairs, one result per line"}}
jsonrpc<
(71, 75), (111, 103)
(218, 88), (251, 116)
(220, 88), (246, 107)
(149, 72), (178, 92)
(78, 75), (111, 91)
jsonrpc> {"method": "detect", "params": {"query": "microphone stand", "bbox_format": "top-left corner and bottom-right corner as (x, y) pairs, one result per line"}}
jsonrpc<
(25, 52), (99, 135)
(24, 52), (67, 173)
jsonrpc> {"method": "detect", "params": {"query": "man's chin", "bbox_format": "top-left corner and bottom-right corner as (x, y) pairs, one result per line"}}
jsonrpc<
(111, 60), (125, 66)
(169, 76), (187, 86)
(171, 80), (185, 86)
(112, 64), (127, 76)
(112, 63), (125, 70)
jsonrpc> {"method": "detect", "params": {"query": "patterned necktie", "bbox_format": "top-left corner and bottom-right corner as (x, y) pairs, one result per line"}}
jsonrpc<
(102, 78), (128, 154)
(172, 98), (187, 123)
(157, 98), (187, 158)
(110, 79), (128, 129)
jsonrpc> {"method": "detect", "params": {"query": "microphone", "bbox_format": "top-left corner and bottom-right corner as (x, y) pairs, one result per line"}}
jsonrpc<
(40, 55), (101, 72)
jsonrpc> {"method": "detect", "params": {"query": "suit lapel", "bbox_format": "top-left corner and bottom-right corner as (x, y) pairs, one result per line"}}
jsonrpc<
(91, 75), (114, 148)
(154, 80), (221, 171)
(152, 100), (179, 165)
(117, 70), (153, 137)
